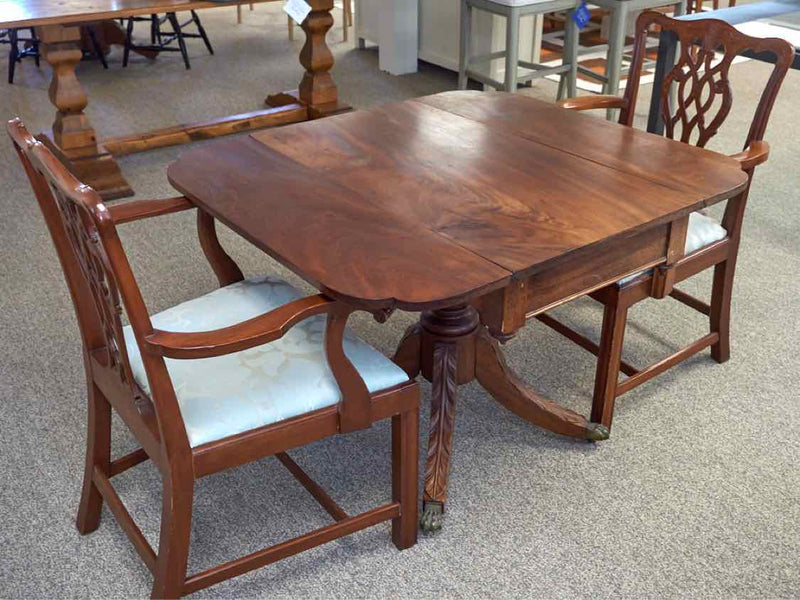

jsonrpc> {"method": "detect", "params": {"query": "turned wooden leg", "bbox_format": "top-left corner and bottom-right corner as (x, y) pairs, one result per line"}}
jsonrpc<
(392, 407), (419, 550)
(151, 474), (193, 599)
(267, 1), (350, 118)
(36, 24), (132, 199)
(591, 298), (629, 430)
(419, 305), (479, 533)
(710, 258), (736, 363)
(76, 380), (111, 535)
(475, 328), (609, 441)
(393, 323), (422, 378)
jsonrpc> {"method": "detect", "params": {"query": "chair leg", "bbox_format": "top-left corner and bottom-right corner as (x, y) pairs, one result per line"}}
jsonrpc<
(31, 28), (40, 67)
(8, 28), (18, 84)
(458, 0), (472, 90)
(391, 407), (419, 551)
(559, 10), (579, 100)
(151, 474), (193, 599)
(168, 13), (191, 70)
(288, 16), (295, 41)
(347, 0), (354, 26)
(504, 8), (521, 92)
(591, 297), (629, 430)
(76, 381), (112, 534)
(710, 258), (736, 363)
(88, 27), (108, 69)
(123, 18), (134, 67)
(191, 11), (214, 55)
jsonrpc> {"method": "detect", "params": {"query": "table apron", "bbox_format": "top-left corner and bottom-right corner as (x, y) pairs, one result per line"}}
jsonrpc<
(474, 222), (671, 337)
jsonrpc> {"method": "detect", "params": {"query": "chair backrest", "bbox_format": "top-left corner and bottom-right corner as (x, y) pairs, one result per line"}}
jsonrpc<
(5, 119), (191, 453)
(619, 12), (794, 151)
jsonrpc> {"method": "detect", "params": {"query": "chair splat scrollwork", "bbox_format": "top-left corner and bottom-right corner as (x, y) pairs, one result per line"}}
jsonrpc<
(50, 184), (134, 385)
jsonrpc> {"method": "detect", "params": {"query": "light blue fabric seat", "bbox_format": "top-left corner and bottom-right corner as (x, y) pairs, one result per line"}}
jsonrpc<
(122, 276), (409, 448)
(618, 212), (728, 285)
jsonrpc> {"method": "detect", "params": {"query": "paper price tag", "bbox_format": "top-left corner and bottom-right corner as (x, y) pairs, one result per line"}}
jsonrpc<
(572, 1), (591, 30)
(284, 0), (312, 24)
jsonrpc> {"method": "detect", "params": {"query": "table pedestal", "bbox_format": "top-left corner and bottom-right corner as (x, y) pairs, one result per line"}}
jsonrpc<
(393, 304), (609, 532)
(37, 24), (132, 200)
(34, 1), (348, 200)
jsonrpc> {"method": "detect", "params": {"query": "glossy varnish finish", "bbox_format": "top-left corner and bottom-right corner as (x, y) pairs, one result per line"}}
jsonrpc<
(9, 118), (419, 597)
(167, 90), (749, 531)
(169, 95), (747, 309)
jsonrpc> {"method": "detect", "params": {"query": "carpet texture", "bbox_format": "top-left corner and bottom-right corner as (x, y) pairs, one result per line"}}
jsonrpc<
(1, 5), (798, 598)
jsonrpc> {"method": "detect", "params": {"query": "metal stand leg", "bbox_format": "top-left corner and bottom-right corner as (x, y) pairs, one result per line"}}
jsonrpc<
(458, 0), (472, 90)
(504, 8), (520, 92)
(559, 11), (579, 99)
(604, 3), (628, 119)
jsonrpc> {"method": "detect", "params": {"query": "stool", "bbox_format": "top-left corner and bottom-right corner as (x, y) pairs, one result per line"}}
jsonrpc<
(459, 0), (580, 99)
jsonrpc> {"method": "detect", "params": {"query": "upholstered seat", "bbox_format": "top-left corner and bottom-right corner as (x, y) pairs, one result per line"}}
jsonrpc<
(123, 276), (409, 447)
(619, 212), (727, 285)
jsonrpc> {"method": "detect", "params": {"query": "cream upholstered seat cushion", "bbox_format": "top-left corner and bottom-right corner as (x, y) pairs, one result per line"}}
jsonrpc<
(122, 276), (408, 448)
(619, 212), (728, 285)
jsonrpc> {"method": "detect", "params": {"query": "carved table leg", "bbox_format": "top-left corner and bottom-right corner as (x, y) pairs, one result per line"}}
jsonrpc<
(418, 305), (479, 532)
(265, 0), (351, 118)
(36, 24), (132, 200)
(475, 329), (609, 441)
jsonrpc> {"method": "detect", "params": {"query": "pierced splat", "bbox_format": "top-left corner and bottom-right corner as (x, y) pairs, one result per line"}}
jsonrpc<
(51, 184), (134, 386)
(620, 13), (794, 154)
(662, 38), (734, 147)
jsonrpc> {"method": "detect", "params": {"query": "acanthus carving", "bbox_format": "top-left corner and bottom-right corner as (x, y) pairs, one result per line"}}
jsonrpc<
(424, 341), (458, 504)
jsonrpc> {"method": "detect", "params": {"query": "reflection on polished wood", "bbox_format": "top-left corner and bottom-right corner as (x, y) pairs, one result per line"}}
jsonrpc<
(167, 91), (748, 531)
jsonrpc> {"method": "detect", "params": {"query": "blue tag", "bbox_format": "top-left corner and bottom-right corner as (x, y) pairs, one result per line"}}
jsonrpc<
(572, 1), (591, 30)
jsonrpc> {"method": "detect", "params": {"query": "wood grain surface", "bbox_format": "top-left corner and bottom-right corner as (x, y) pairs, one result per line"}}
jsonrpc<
(167, 91), (748, 311)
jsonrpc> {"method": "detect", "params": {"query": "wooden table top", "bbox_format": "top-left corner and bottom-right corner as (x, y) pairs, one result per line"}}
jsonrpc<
(0, 0), (276, 29)
(167, 91), (748, 311)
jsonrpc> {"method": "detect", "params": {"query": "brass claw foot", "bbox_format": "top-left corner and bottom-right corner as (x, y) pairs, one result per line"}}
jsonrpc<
(420, 501), (444, 533)
(585, 422), (610, 442)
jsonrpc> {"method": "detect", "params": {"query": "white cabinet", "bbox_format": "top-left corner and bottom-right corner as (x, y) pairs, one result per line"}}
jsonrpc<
(355, 0), (543, 81)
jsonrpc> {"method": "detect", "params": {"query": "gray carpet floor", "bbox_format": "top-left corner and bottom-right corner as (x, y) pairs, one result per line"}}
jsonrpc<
(1, 5), (798, 598)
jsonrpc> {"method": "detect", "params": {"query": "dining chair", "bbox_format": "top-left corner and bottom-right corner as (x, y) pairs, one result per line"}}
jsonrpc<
(536, 12), (793, 431)
(123, 11), (214, 69)
(8, 118), (419, 598)
(288, 0), (353, 42)
(458, 0), (580, 99)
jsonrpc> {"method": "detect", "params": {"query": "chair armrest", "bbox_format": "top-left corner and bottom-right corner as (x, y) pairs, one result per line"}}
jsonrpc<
(144, 294), (337, 359)
(557, 95), (628, 112)
(729, 141), (770, 172)
(109, 196), (194, 224)
(145, 293), (376, 433)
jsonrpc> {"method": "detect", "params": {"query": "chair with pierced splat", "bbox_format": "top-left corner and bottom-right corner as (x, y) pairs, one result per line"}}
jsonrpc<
(8, 118), (419, 598)
(537, 11), (793, 431)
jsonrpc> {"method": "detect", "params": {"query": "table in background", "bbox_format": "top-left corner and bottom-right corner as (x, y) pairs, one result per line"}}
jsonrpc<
(167, 90), (747, 531)
(0, 0), (347, 199)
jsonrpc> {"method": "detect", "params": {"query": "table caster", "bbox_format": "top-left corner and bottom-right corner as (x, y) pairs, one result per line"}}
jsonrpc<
(420, 500), (443, 533)
(586, 423), (610, 442)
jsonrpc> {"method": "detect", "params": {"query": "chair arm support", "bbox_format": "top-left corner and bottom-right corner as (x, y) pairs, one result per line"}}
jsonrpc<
(729, 141), (770, 172)
(109, 196), (194, 224)
(556, 95), (628, 112)
(144, 294), (337, 359)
